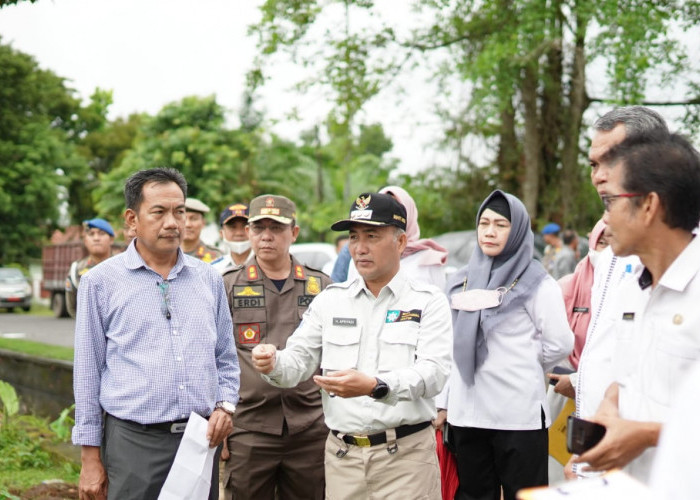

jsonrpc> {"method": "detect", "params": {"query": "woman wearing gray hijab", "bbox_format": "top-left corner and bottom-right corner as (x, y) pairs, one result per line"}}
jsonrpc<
(436, 190), (573, 500)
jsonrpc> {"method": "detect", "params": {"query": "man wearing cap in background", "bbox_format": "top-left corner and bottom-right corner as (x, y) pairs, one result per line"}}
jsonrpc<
(251, 192), (452, 499)
(182, 197), (222, 263)
(221, 194), (331, 500)
(541, 222), (562, 276)
(65, 218), (115, 318)
(212, 203), (253, 275)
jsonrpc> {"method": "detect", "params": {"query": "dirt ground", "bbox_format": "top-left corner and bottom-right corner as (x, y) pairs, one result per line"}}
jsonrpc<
(9, 482), (78, 500)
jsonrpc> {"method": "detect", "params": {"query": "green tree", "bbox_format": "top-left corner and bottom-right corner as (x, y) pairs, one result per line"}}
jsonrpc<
(0, 39), (86, 266)
(249, 0), (700, 231)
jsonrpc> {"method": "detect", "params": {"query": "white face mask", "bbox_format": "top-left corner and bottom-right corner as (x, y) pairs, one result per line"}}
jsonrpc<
(223, 238), (251, 255)
(588, 249), (600, 268)
(451, 287), (506, 312)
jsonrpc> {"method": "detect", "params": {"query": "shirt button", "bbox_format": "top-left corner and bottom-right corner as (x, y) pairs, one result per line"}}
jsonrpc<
(181, 414), (186, 419)
(177, 357), (182, 361)
(179, 385), (184, 390)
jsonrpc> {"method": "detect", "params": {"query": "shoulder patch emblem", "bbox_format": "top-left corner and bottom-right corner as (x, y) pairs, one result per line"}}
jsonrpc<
(306, 276), (321, 295)
(247, 265), (259, 280)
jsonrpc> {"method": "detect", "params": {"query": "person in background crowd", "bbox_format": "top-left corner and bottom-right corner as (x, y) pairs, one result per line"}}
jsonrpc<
(573, 133), (700, 483)
(181, 197), (222, 263)
(252, 192), (452, 500)
(323, 234), (349, 276)
(221, 194), (330, 500)
(212, 202), (252, 274)
(541, 223), (562, 276)
(72, 167), (240, 500)
(564, 106), (669, 480)
(438, 190), (573, 500)
(378, 185), (448, 290)
(552, 229), (579, 279)
(65, 218), (115, 318)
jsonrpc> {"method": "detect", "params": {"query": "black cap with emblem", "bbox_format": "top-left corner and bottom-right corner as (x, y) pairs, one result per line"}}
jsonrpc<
(331, 192), (407, 232)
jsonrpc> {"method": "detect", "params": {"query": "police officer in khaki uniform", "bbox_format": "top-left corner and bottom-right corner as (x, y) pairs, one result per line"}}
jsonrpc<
(182, 197), (222, 263)
(222, 194), (330, 500)
(65, 218), (115, 318)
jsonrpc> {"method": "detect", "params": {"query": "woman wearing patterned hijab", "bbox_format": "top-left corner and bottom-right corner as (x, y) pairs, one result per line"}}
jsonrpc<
(437, 190), (574, 500)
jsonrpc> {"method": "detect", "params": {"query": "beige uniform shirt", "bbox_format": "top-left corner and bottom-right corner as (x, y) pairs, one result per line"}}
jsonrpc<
(264, 270), (453, 434)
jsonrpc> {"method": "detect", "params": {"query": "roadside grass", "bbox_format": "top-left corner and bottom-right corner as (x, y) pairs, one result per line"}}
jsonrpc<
(0, 301), (54, 317)
(0, 338), (73, 362)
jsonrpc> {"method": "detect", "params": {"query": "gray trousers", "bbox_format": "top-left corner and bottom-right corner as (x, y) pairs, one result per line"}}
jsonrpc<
(102, 414), (220, 500)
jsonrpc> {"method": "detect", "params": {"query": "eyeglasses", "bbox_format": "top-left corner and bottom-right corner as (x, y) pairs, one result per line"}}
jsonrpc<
(601, 193), (644, 211)
(249, 223), (289, 235)
(158, 280), (171, 320)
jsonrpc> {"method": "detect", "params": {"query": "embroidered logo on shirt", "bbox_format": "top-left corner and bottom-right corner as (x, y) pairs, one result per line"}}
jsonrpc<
(622, 312), (635, 321)
(238, 323), (261, 344)
(294, 265), (305, 279)
(333, 317), (357, 327)
(306, 276), (321, 295)
(234, 296), (266, 308)
(385, 309), (422, 323)
(247, 265), (259, 281)
(234, 285), (263, 297)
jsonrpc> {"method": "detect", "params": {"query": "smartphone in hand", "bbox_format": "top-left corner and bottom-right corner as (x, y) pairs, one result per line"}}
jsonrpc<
(549, 365), (575, 386)
(566, 416), (606, 454)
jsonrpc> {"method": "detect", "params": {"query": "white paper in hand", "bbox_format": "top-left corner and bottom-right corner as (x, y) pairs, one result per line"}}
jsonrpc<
(158, 412), (216, 500)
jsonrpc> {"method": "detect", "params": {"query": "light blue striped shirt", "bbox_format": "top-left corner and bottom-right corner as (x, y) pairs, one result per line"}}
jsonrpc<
(72, 239), (240, 446)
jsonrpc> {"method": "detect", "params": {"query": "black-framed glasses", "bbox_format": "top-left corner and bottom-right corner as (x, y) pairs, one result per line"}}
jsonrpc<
(158, 280), (171, 320)
(601, 193), (644, 211)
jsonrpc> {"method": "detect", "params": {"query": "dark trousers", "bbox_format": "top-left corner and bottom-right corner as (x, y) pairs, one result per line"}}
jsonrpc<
(224, 417), (327, 500)
(102, 414), (221, 500)
(451, 426), (548, 500)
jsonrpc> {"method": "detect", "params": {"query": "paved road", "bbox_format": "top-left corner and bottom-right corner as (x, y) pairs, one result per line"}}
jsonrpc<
(0, 313), (75, 348)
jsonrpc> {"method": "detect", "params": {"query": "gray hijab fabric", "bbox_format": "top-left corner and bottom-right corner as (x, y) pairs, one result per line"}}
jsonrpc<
(447, 190), (547, 385)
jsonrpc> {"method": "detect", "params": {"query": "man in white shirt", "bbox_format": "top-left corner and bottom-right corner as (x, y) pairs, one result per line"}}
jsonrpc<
(573, 133), (700, 483)
(251, 192), (453, 499)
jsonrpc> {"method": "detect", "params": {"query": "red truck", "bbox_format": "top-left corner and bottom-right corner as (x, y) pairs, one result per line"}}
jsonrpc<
(42, 240), (86, 318)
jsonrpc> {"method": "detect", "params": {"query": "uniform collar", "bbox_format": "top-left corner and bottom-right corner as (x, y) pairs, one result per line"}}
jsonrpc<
(652, 234), (700, 292)
(245, 254), (307, 282)
(350, 268), (406, 298)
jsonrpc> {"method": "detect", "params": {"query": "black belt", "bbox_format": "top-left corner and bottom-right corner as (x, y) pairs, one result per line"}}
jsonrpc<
(332, 421), (431, 447)
(111, 414), (190, 434)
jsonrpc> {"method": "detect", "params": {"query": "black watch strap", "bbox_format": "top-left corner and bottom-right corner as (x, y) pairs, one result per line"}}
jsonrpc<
(369, 377), (389, 399)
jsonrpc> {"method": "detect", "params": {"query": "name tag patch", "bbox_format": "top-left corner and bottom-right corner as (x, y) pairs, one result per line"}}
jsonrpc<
(385, 309), (422, 323)
(298, 296), (315, 307)
(622, 312), (635, 321)
(234, 297), (266, 308)
(333, 317), (357, 327)
(573, 307), (589, 313)
(238, 323), (261, 344)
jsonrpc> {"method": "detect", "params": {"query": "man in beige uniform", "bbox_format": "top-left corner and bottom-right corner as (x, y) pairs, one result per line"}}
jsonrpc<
(222, 194), (330, 500)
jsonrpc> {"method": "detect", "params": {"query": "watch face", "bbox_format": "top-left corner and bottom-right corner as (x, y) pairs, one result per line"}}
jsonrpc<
(371, 382), (389, 399)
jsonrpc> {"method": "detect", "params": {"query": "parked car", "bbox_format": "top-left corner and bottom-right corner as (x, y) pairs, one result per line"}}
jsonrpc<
(0, 267), (33, 312)
(290, 242), (337, 271)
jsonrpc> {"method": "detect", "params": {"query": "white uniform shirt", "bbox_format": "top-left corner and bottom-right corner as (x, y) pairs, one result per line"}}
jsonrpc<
(442, 275), (573, 430)
(613, 235), (700, 483)
(575, 247), (642, 419)
(650, 361), (700, 499)
(264, 270), (453, 434)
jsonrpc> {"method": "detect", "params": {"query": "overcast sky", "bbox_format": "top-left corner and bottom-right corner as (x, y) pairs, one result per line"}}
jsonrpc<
(0, 0), (448, 174)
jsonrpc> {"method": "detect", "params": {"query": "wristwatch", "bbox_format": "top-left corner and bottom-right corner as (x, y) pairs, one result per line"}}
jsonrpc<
(215, 401), (236, 415)
(369, 378), (389, 399)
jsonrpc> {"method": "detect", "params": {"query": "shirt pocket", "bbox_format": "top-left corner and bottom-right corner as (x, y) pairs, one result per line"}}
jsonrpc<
(233, 308), (267, 349)
(378, 323), (420, 371)
(648, 335), (700, 407)
(321, 326), (361, 371)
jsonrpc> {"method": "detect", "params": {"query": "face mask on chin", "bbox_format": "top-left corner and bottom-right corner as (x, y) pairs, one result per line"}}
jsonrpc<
(224, 239), (251, 255)
(451, 287), (506, 312)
